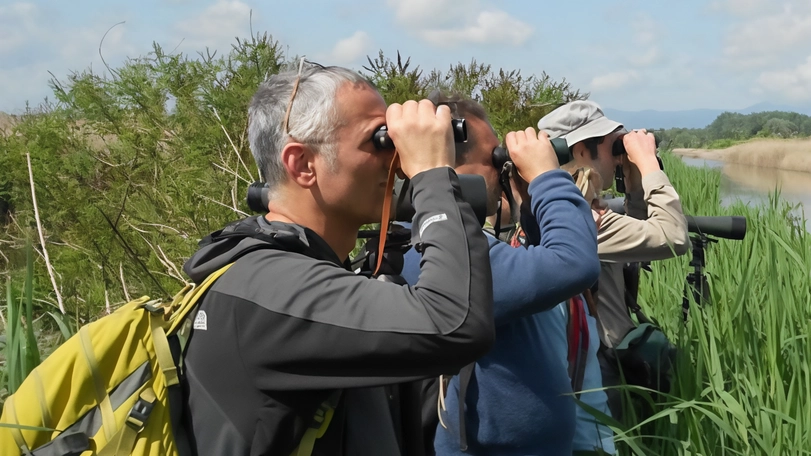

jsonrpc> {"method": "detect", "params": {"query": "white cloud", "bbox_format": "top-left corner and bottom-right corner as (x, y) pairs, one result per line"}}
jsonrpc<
(722, 4), (811, 69)
(590, 70), (641, 91)
(757, 56), (811, 101)
(174, 0), (253, 52)
(387, 1), (533, 47)
(711, 0), (811, 17)
(625, 13), (661, 67)
(387, 0), (469, 28)
(0, 3), (40, 54)
(710, 0), (771, 16)
(328, 31), (372, 64)
(418, 10), (533, 47)
(0, 3), (143, 112)
(631, 13), (659, 46)
(628, 48), (660, 67)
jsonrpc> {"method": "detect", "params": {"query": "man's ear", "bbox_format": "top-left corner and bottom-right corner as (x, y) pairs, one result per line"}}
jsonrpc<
(572, 141), (591, 167)
(281, 142), (317, 188)
(572, 142), (587, 161)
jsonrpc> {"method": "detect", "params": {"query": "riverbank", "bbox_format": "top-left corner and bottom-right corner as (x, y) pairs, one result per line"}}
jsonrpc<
(672, 137), (811, 173)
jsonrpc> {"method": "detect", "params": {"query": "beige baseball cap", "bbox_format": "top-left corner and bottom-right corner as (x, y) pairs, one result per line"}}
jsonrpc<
(537, 100), (623, 147)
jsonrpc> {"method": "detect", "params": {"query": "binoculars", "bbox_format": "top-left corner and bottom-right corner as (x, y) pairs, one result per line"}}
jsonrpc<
(372, 119), (467, 150)
(493, 130), (663, 171)
(491, 131), (663, 195)
(491, 138), (572, 171)
(246, 117), (488, 225)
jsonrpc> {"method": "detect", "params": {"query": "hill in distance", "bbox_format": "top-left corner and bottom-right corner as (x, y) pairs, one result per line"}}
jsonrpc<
(604, 103), (811, 130)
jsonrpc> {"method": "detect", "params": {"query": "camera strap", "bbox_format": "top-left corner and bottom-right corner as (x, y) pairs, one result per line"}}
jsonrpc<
(374, 152), (400, 276)
(494, 163), (518, 237)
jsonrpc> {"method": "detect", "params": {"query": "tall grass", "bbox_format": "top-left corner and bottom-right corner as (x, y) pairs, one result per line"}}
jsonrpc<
(611, 152), (811, 455)
(1, 241), (75, 404)
(1, 242), (40, 398)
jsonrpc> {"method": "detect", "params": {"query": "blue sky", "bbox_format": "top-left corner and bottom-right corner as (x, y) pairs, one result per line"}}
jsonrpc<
(2, 0), (811, 114)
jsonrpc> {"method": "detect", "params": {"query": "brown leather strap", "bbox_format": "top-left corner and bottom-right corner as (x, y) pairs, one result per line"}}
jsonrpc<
(374, 153), (400, 276)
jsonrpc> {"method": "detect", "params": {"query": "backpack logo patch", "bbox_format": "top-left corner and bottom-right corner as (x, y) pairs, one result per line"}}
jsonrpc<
(193, 310), (208, 330)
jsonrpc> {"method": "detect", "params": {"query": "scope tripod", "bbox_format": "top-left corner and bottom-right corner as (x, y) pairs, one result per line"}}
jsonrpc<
(682, 233), (717, 321)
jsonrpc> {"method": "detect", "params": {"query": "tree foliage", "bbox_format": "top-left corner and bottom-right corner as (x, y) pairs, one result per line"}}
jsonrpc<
(364, 52), (587, 139)
(657, 110), (811, 149)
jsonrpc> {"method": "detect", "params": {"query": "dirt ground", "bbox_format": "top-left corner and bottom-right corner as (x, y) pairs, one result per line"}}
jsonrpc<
(0, 112), (17, 135)
(0, 112), (17, 136)
(672, 138), (811, 173)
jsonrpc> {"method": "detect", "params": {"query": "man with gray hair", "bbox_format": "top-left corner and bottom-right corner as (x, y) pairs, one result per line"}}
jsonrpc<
(180, 62), (495, 455)
(538, 100), (690, 429)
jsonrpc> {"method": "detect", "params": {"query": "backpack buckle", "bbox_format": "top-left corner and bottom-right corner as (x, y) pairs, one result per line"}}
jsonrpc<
(125, 393), (156, 432)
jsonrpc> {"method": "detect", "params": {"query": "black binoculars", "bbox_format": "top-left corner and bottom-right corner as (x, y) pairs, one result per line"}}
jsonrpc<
(372, 119), (467, 150)
(491, 138), (572, 171)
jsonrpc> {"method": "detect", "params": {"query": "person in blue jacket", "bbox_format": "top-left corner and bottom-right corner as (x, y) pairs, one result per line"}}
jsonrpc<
(401, 92), (600, 455)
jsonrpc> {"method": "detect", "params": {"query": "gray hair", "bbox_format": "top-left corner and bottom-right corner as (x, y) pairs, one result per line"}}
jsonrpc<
(427, 90), (489, 166)
(248, 62), (372, 198)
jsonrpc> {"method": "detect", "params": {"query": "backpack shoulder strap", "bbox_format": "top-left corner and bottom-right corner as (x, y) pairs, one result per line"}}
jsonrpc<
(290, 391), (343, 456)
(622, 262), (654, 325)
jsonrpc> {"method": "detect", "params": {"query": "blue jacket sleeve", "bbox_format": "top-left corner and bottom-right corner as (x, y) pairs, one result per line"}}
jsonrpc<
(487, 169), (600, 325)
(402, 169), (599, 326)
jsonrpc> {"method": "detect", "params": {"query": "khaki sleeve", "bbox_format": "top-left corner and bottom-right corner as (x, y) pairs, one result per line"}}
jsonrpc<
(598, 170), (690, 263)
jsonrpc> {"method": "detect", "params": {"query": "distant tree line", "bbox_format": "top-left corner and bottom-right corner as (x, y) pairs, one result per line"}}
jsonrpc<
(655, 111), (811, 149)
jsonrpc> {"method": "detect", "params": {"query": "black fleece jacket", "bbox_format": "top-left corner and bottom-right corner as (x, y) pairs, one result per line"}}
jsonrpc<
(180, 167), (494, 456)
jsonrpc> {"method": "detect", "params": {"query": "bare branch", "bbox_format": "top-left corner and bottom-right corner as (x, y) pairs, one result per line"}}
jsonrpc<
(156, 244), (185, 282)
(212, 107), (255, 181)
(119, 263), (131, 302)
(138, 235), (186, 284)
(213, 162), (251, 184)
(99, 21), (126, 79)
(27, 152), (66, 314)
(138, 223), (182, 235)
(200, 194), (250, 218)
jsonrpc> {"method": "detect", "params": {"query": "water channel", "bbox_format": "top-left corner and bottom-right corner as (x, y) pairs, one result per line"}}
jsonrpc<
(679, 156), (811, 230)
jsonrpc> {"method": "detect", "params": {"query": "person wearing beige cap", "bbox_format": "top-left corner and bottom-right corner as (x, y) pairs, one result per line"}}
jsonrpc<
(537, 101), (690, 431)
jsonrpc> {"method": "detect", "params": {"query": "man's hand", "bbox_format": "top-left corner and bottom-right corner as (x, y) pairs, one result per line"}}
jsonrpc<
(504, 127), (559, 184)
(621, 156), (643, 194)
(622, 129), (660, 177)
(385, 100), (454, 178)
(510, 172), (530, 207)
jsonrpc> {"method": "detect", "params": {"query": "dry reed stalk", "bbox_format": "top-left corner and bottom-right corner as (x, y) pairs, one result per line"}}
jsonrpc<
(27, 152), (65, 314)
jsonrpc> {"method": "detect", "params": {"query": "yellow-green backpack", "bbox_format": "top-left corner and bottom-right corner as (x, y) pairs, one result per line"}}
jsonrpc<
(0, 263), (337, 456)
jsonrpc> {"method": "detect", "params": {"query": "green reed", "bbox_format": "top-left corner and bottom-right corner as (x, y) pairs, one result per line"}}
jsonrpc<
(612, 152), (811, 455)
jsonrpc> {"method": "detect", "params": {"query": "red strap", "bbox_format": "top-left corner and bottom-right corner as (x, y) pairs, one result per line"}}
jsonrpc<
(509, 226), (526, 248)
(567, 294), (590, 394)
(568, 297), (581, 367)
